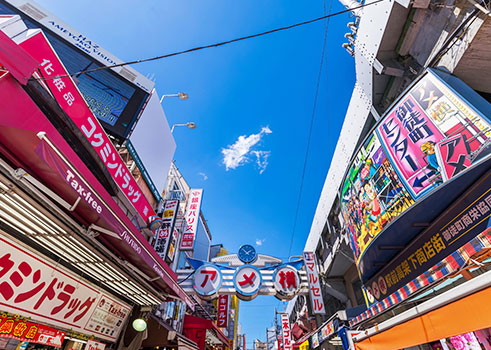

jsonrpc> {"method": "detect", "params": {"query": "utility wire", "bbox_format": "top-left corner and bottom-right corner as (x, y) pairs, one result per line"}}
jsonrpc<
(288, 0), (335, 256)
(30, 0), (383, 81)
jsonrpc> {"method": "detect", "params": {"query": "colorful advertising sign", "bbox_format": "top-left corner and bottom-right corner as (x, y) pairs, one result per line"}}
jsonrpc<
(0, 317), (65, 348)
(340, 69), (491, 267)
(180, 189), (203, 250)
(280, 313), (292, 350)
(18, 30), (156, 225)
(154, 200), (179, 262)
(273, 266), (301, 300)
(233, 265), (262, 301)
(303, 252), (325, 314)
(311, 332), (319, 348)
(364, 173), (491, 302)
(216, 295), (229, 328)
(0, 234), (131, 342)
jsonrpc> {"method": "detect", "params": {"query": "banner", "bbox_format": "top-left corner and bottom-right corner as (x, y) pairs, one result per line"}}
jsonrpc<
(303, 252), (325, 314)
(86, 340), (106, 350)
(180, 189), (203, 250)
(340, 69), (491, 266)
(18, 30), (156, 225)
(154, 200), (179, 262)
(364, 173), (491, 302)
(0, 317), (65, 348)
(280, 313), (292, 350)
(216, 295), (229, 328)
(0, 234), (131, 342)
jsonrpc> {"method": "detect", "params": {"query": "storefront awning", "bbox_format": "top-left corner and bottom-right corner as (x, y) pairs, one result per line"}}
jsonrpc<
(183, 315), (230, 348)
(0, 32), (193, 309)
(353, 271), (491, 350)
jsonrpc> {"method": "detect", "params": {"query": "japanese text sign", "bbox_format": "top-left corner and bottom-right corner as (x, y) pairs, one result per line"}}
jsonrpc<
(233, 265), (262, 300)
(18, 30), (155, 224)
(0, 234), (131, 342)
(216, 295), (229, 328)
(0, 317), (65, 348)
(341, 69), (490, 271)
(180, 189), (203, 251)
(303, 252), (325, 314)
(193, 264), (222, 300)
(273, 266), (300, 300)
(365, 173), (491, 303)
(280, 313), (292, 350)
(154, 200), (179, 262)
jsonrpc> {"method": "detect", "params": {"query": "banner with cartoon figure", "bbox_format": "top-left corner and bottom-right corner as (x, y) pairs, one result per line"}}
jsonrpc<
(341, 69), (491, 267)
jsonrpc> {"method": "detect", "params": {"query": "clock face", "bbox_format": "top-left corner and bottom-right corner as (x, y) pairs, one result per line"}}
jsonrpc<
(238, 244), (257, 264)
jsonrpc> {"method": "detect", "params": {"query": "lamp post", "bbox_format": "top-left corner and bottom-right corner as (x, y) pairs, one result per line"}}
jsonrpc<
(171, 122), (197, 133)
(160, 92), (189, 103)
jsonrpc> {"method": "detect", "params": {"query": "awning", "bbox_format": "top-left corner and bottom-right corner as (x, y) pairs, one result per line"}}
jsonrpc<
(354, 272), (491, 350)
(183, 314), (230, 349)
(0, 33), (193, 309)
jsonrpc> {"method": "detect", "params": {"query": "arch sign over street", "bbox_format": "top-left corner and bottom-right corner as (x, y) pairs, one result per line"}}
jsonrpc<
(177, 245), (320, 304)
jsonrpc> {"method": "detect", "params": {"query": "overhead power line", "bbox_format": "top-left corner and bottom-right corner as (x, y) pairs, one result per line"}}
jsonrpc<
(31, 0), (384, 81)
(288, 0), (334, 256)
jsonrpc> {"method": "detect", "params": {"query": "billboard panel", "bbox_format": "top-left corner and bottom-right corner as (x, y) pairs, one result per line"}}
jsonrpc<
(180, 189), (204, 251)
(129, 90), (176, 197)
(340, 69), (491, 268)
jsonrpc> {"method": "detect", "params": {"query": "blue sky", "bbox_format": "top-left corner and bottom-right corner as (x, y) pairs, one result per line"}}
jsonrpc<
(35, 0), (356, 345)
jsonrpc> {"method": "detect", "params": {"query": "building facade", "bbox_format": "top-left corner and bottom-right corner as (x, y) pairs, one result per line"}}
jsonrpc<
(289, 0), (491, 348)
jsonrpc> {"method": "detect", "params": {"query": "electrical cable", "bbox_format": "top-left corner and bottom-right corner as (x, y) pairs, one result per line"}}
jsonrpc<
(288, 0), (335, 256)
(29, 0), (384, 81)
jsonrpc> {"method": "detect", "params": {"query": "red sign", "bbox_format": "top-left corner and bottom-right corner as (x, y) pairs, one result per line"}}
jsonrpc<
(280, 313), (292, 350)
(180, 189), (203, 250)
(0, 234), (131, 342)
(217, 295), (229, 328)
(18, 30), (155, 224)
(303, 252), (325, 314)
(0, 317), (65, 348)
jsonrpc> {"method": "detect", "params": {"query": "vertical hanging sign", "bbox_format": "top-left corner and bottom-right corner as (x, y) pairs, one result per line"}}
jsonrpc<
(303, 252), (326, 314)
(280, 313), (292, 350)
(180, 189), (203, 250)
(154, 200), (179, 262)
(217, 294), (229, 328)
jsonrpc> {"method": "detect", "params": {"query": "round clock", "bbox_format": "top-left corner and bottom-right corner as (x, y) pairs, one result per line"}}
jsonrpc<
(238, 244), (257, 264)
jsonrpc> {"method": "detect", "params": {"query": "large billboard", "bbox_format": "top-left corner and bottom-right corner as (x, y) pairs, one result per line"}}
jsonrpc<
(3, 0), (153, 141)
(340, 69), (490, 273)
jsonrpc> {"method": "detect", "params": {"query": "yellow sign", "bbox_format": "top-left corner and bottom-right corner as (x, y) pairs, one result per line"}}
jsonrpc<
(299, 340), (309, 350)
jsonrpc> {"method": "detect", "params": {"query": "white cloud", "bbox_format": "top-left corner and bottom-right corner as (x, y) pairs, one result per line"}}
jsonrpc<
(252, 150), (270, 174)
(221, 127), (272, 172)
(198, 172), (208, 180)
(255, 238), (266, 246)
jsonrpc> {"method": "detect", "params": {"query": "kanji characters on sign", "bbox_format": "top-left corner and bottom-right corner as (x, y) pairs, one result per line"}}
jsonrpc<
(180, 189), (203, 250)
(280, 313), (292, 350)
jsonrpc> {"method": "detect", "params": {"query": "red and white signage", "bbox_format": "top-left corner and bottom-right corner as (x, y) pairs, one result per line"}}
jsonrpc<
(303, 252), (325, 314)
(280, 313), (292, 350)
(216, 295), (229, 328)
(0, 317), (65, 348)
(154, 200), (179, 261)
(17, 30), (155, 225)
(273, 266), (301, 300)
(0, 234), (131, 342)
(233, 265), (262, 300)
(180, 189), (203, 250)
(86, 340), (106, 350)
(193, 264), (222, 299)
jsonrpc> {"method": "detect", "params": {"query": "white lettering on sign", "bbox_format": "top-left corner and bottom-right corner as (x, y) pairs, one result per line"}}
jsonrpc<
(303, 252), (325, 314)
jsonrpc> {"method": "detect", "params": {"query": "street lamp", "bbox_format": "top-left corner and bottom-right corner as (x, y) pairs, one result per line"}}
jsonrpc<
(160, 92), (189, 103)
(171, 122), (197, 133)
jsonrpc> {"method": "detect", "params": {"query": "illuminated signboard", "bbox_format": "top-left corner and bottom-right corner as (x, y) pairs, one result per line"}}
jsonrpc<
(340, 69), (490, 272)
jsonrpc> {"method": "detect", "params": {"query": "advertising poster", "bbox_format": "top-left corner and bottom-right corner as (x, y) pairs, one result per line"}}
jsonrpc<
(0, 317), (65, 348)
(341, 134), (414, 261)
(340, 70), (491, 269)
